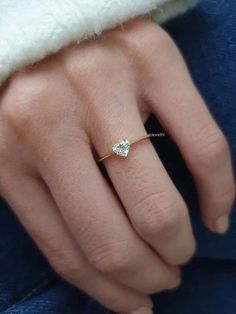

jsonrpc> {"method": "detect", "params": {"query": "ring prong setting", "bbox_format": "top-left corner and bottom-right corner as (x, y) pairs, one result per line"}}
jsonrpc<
(112, 139), (130, 157)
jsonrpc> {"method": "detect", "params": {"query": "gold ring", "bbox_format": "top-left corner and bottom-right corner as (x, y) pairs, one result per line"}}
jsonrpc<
(98, 133), (165, 163)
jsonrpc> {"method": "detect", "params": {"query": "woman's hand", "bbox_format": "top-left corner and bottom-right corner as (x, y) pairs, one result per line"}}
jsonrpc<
(0, 18), (234, 314)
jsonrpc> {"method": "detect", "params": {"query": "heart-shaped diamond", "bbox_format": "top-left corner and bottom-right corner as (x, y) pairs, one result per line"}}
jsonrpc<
(112, 139), (130, 157)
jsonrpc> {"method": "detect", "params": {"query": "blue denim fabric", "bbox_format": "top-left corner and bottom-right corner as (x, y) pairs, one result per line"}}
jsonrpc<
(0, 0), (235, 313)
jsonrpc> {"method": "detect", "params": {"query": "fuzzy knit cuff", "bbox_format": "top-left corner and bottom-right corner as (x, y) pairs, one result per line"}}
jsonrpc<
(152, 0), (198, 24)
(0, 0), (197, 87)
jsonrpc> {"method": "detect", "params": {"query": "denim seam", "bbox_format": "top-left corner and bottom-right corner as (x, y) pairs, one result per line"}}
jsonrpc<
(1, 272), (57, 313)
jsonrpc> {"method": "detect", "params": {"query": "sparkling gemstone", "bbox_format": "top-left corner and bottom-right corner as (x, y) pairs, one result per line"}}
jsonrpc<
(112, 139), (130, 157)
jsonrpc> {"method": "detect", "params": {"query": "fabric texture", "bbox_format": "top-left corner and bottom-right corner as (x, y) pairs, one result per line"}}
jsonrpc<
(0, 0), (196, 87)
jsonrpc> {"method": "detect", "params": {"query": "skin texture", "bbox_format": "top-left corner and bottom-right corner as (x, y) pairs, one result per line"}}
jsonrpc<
(0, 18), (235, 314)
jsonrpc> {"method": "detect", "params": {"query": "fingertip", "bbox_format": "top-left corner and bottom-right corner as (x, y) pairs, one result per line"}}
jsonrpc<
(118, 297), (153, 314)
(129, 306), (153, 314)
(167, 276), (182, 290)
(205, 214), (230, 234)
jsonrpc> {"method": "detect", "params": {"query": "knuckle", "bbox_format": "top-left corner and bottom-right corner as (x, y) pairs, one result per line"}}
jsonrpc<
(94, 255), (130, 275)
(131, 20), (176, 54)
(64, 46), (118, 87)
(152, 27), (176, 52)
(54, 261), (87, 284)
(2, 97), (30, 131)
(202, 134), (228, 162)
(136, 26), (178, 69)
(191, 125), (229, 168)
(44, 245), (88, 283)
(88, 241), (133, 275)
(9, 73), (48, 106)
(143, 209), (180, 238)
(133, 191), (183, 238)
(1, 75), (49, 133)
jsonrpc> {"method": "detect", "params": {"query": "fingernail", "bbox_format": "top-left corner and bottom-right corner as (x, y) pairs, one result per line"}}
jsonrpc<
(167, 276), (182, 290)
(130, 306), (153, 314)
(213, 215), (230, 234)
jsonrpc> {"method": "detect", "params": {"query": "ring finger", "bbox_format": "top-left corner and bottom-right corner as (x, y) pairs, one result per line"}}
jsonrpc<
(91, 93), (196, 266)
(36, 129), (180, 293)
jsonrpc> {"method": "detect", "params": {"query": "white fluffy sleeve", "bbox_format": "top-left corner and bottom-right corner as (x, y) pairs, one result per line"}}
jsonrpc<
(0, 0), (197, 86)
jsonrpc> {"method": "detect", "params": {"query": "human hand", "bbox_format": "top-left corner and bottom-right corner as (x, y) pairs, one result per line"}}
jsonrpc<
(0, 18), (234, 314)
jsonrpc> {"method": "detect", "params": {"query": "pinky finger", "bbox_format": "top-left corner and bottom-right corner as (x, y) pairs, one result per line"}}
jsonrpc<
(0, 172), (152, 314)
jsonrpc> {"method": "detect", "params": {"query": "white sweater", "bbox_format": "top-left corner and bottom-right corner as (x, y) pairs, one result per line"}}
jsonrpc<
(0, 0), (197, 87)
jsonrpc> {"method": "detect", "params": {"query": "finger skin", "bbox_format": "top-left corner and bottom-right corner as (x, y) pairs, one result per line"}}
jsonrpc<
(0, 60), (180, 294)
(37, 137), (180, 294)
(1, 16), (230, 314)
(0, 17), (190, 296)
(0, 172), (153, 313)
(56, 42), (195, 267)
(91, 97), (195, 266)
(107, 17), (235, 234)
(141, 29), (235, 233)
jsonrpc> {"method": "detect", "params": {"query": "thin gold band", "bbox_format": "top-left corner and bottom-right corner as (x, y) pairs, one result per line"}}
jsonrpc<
(98, 133), (165, 163)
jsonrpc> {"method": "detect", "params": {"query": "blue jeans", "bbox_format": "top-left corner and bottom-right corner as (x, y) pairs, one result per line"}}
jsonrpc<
(0, 1), (235, 313)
